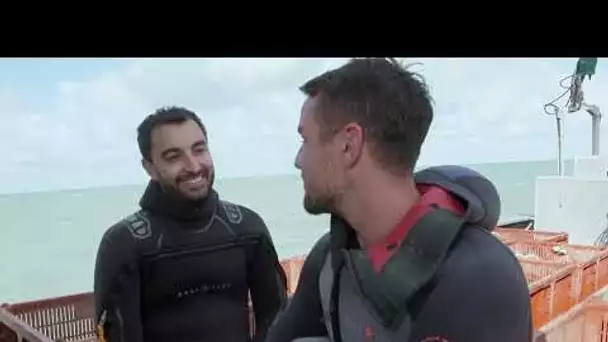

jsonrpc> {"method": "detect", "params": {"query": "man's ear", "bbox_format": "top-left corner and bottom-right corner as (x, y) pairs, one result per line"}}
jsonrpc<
(342, 122), (364, 168)
(142, 158), (159, 180)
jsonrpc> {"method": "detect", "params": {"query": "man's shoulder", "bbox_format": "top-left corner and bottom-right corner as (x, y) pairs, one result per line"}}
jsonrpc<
(218, 200), (269, 235)
(303, 233), (332, 268)
(218, 200), (249, 225)
(411, 227), (533, 341)
(103, 210), (154, 242)
(95, 211), (155, 266)
(445, 226), (526, 279)
(312, 232), (332, 254)
(439, 226), (531, 303)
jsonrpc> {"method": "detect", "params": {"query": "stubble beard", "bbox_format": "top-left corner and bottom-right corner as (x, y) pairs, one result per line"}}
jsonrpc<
(162, 172), (215, 203)
(303, 193), (332, 215)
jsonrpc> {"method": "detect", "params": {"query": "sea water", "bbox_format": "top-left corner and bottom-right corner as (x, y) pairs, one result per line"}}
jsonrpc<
(0, 159), (573, 302)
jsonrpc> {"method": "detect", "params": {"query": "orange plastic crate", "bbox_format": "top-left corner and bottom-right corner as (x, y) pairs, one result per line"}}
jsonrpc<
(280, 255), (305, 294)
(587, 285), (608, 305)
(493, 228), (569, 245)
(520, 259), (578, 330)
(512, 242), (608, 302)
(536, 302), (608, 342)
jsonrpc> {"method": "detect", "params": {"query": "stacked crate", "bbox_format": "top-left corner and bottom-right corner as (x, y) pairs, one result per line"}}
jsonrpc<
(536, 285), (608, 342)
(495, 228), (608, 330)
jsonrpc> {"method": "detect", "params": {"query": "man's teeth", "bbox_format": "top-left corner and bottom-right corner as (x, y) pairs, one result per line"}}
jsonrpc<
(186, 176), (203, 184)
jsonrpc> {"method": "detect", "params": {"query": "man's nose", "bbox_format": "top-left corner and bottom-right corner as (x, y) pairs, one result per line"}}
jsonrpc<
(294, 148), (302, 170)
(184, 154), (202, 172)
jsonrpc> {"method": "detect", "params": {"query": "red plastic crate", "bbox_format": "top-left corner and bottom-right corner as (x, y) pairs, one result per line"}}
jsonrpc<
(0, 256), (308, 342)
(1, 293), (95, 342)
(0, 306), (55, 342)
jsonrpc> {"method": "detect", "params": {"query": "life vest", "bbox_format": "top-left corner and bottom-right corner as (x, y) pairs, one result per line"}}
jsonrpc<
(318, 206), (467, 342)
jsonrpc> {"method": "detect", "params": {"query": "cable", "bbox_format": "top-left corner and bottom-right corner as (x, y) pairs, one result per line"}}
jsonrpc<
(559, 74), (574, 90)
(543, 71), (578, 177)
(543, 73), (576, 116)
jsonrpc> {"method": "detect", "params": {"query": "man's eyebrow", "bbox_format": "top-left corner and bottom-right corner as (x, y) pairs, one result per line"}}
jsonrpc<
(192, 139), (207, 148)
(161, 147), (180, 159)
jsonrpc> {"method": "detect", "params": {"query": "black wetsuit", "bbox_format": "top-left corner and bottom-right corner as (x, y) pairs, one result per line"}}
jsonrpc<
(93, 181), (288, 342)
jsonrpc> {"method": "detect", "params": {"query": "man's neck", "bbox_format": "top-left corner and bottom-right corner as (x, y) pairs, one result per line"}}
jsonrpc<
(339, 175), (419, 248)
(140, 181), (215, 222)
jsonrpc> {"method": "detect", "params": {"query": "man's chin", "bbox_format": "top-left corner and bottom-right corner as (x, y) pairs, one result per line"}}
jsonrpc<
(303, 196), (330, 215)
(171, 184), (207, 201)
(182, 189), (209, 202)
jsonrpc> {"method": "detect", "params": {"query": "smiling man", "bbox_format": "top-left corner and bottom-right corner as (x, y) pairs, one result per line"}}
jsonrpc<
(93, 106), (287, 342)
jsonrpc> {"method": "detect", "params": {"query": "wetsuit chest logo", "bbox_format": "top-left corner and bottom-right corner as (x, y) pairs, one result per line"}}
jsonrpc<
(175, 282), (233, 299)
(125, 212), (152, 239)
(222, 201), (243, 224)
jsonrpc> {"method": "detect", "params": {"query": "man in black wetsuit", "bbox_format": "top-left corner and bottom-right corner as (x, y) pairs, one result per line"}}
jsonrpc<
(266, 58), (533, 342)
(93, 106), (287, 342)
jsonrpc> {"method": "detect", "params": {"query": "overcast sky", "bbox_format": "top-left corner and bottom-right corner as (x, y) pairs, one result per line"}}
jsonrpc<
(0, 57), (605, 193)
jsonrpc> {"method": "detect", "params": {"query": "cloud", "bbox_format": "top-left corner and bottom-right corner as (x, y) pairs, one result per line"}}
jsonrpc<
(1, 57), (606, 193)
(416, 58), (607, 165)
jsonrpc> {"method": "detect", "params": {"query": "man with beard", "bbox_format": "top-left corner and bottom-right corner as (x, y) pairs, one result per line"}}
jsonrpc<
(93, 106), (287, 342)
(265, 58), (533, 342)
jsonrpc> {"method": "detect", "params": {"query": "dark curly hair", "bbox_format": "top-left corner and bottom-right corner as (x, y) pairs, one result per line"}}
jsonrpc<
(137, 106), (207, 161)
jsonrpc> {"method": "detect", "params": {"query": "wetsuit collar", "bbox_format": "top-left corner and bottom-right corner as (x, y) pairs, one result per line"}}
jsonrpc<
(139, 180), (218, 223)
(330, 185), (467, 270)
